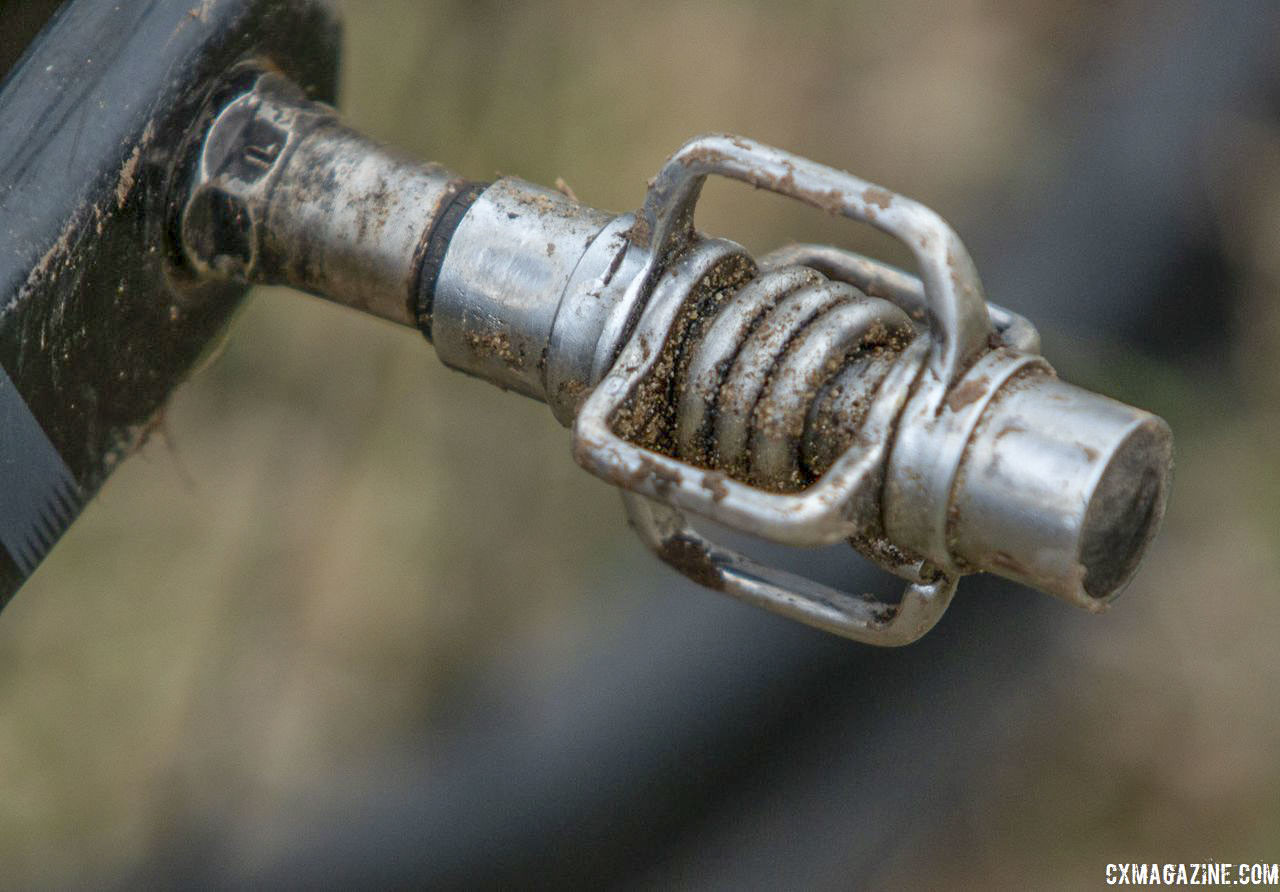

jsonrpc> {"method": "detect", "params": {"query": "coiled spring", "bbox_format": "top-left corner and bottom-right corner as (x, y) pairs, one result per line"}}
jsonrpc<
(575, 133), (1171, 643)
(669, 261), (914, 493)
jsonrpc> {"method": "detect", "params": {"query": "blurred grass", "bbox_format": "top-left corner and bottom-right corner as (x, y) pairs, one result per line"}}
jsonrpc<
(0, 0), (1275, 886)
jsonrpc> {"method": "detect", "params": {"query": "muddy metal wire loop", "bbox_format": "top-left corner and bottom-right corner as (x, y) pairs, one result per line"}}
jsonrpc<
(621, 491), (957, 647)
(573, 134), (1003, 644)
(628, 134), (994, 383)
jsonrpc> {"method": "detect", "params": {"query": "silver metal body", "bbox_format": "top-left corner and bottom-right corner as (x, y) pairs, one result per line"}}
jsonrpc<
(181, 73), (462, 327)
(179, 73), (1173, 645)
(432, 178), (616, 406)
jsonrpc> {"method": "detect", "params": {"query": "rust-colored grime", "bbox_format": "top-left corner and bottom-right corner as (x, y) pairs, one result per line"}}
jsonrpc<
(18, 213), (82, 307)
(848, 532), (935, 592)
(553, 176), (579, 203)
(673, 143), (848, 215)
(945, 376), (988, 413)
(465, 327), (522, 370)
(994, 421), (1027, 443)
(116, 146), (142, 210)
(624, 214), (652, 249)
(114, 121), (157, 213)
(862, 187), (893, 210)
(554, 375), (589, 413)
(700, 470), (729, 502)
(657, 534), (725, 591)
(624, 454), (683, 498)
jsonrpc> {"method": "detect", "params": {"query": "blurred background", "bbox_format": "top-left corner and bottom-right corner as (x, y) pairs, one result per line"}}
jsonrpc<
(1, 0), (1279, 887)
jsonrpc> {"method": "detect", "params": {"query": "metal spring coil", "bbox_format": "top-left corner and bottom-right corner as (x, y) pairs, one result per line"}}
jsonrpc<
(671, 263), (915, 491)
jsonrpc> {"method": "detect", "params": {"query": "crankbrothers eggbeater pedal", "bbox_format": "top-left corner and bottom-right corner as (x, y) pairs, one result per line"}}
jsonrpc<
(174, 71), (1171, 644)
(0, 0), (1170, 644)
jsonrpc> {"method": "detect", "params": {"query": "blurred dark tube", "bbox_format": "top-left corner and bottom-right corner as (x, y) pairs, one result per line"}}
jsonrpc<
(222, 571), (1039, 890)
(978, 0), (1278, 358)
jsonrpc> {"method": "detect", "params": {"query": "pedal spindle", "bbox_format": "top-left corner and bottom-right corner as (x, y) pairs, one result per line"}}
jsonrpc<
(177, 75), (1173, 646)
